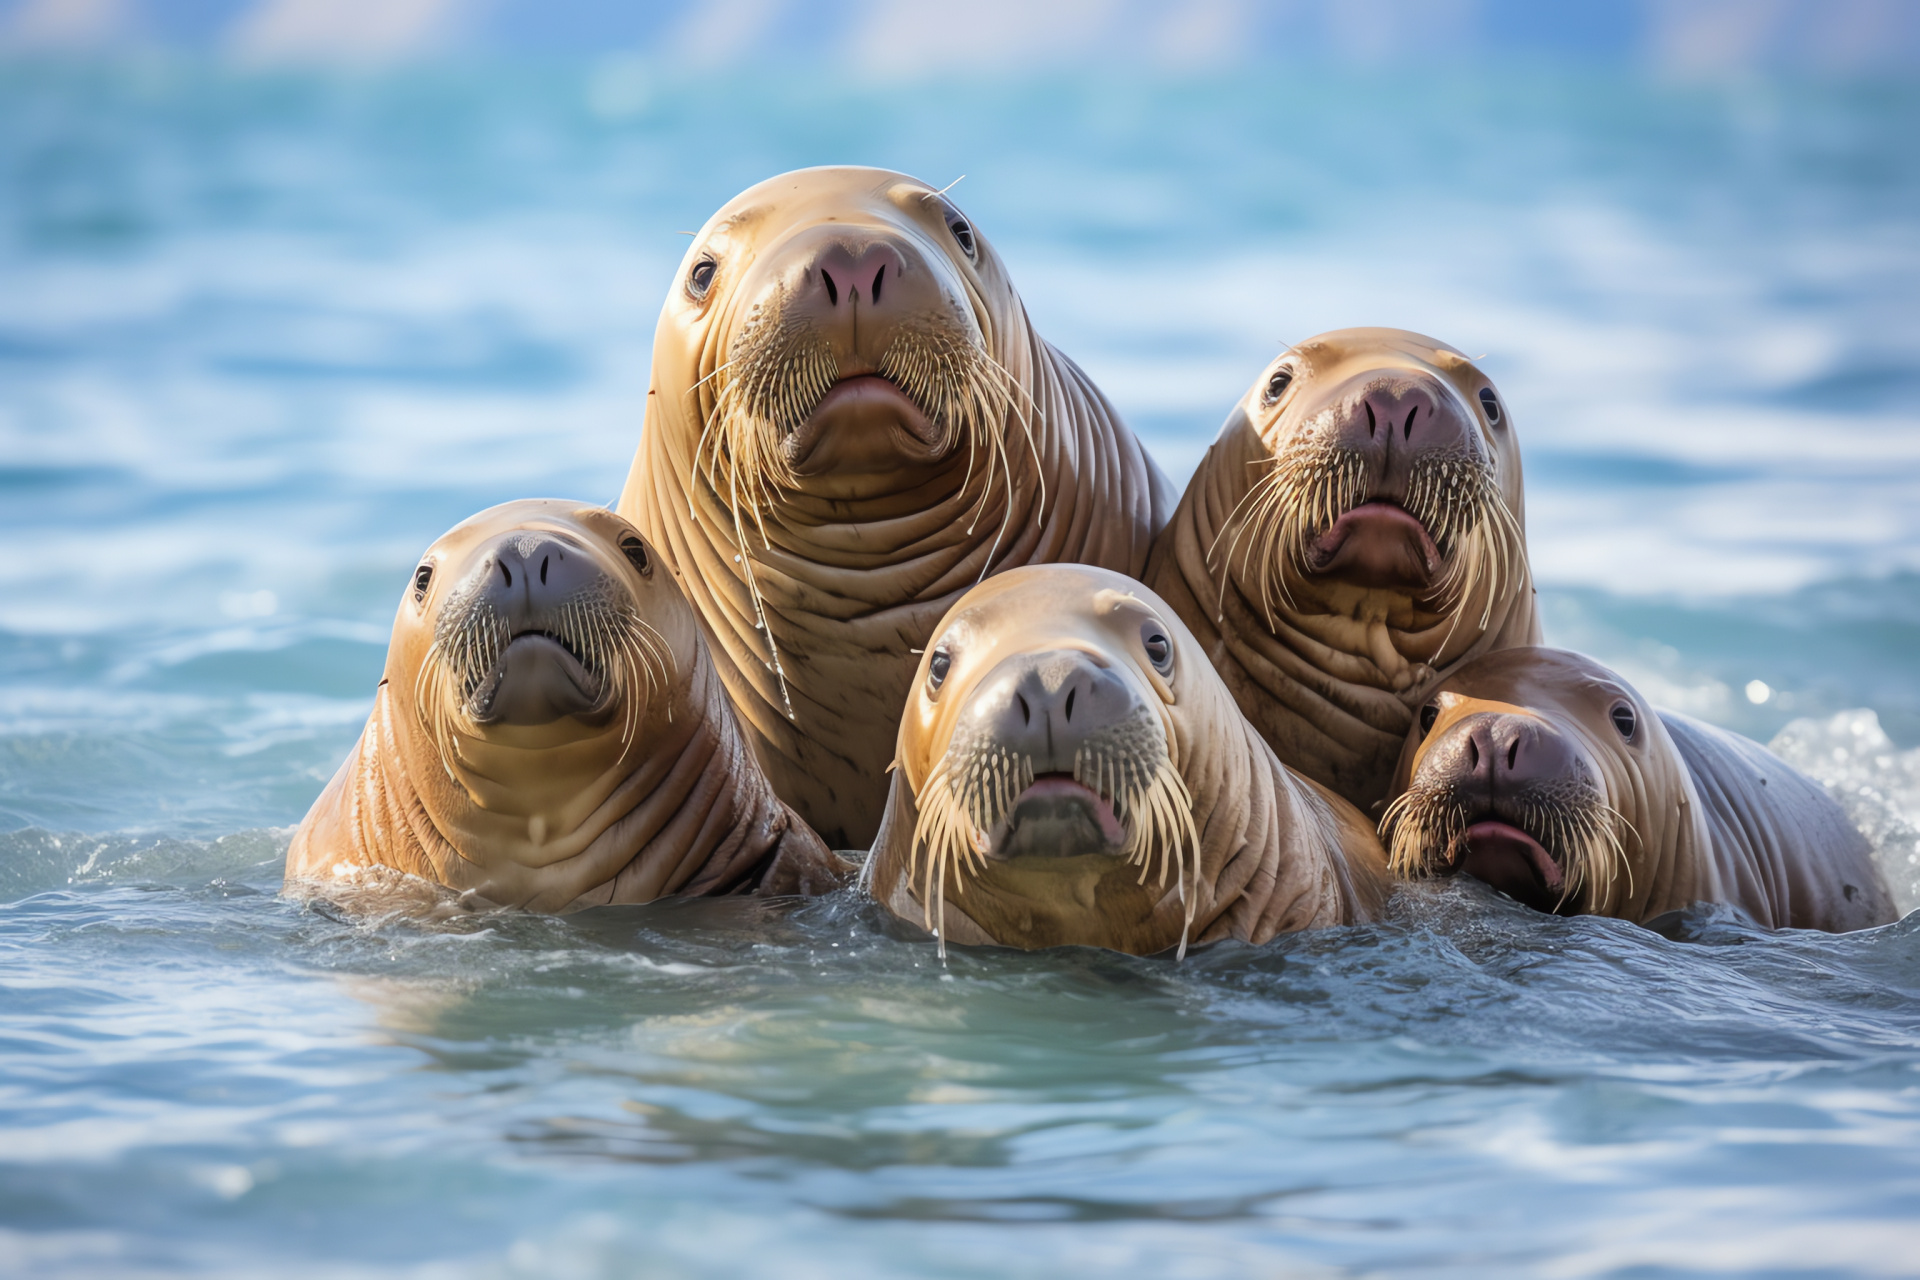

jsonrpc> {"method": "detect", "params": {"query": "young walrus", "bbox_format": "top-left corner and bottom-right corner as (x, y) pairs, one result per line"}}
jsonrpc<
(865, 564), (1392, 957)
(1381, 647), (1896, 932)
(1143, 328), (1540, 814)
(620, 166), (1173, 850)
(285, 500), (848, 911)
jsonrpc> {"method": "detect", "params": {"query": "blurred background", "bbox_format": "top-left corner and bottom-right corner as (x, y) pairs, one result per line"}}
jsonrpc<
(2, 0), (1919, 836)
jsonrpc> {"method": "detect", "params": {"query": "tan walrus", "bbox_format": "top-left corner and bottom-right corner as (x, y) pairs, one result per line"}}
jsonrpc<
(619, 166), (1173, 849)
(865, 564), (1392, 956)
(1144, 328), (1540, 814)
(285, 500), (848, 911)
(1380, 647), (1896, 932)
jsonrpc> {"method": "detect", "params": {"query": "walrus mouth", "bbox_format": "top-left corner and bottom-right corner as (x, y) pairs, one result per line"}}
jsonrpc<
(466, 631), (608, 725)
(1378, 783), (1628, 914)
(1305, 501), (1442, 589)
(987, 773), (1129, 859)
(416, 583), (674, 771)
(783, 374), (944, 474)
(907, 718), (1201, 958)
(1213, 439), (1522, 623)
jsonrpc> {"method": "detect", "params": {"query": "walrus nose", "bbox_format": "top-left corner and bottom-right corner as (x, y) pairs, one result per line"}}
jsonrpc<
(471, 532), (602, 623)
(1324, 372), (1477, 476)
(1420, 711), (1576, 800)
(958, 649), (1140, 774)
(775, 227), (936, 335)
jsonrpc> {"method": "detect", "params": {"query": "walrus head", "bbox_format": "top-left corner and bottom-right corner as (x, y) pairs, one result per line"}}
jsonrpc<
(1380, 647), (1660, 914)
(1215, 328), (1526, 629)
(885, 565), (1227, 957)
(390, 501), (685, 845)
(657, 166), (1037, 516)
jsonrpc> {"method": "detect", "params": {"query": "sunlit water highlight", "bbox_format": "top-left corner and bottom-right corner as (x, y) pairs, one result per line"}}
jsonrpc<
(2, 62), (1919, 1276)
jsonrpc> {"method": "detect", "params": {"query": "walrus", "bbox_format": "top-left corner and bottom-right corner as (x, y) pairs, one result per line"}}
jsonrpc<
(1143, 328), (1540, 814)
(865, 564), (1392, 956)
(1380, 646), (1896, 931)
(284, 499), (848, 910)
(619, 166), (1174, 848)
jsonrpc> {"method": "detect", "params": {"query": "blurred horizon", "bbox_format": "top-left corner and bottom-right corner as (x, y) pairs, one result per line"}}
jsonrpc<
(3, 0), (1919, 74)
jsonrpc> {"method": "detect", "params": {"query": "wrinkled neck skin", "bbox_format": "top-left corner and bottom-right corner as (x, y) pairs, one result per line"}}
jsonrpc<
(287, 639), (808, 912)
(623, 304), (1167, 850)
(1146, 408), (1540, 812)
(868, 674), (1390, 955)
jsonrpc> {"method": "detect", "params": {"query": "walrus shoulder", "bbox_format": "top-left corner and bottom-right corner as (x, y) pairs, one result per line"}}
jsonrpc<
(1661, 711), (1895, 931)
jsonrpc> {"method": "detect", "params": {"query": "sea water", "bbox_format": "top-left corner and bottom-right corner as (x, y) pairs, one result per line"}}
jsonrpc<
(2, 61), (1918, 1276)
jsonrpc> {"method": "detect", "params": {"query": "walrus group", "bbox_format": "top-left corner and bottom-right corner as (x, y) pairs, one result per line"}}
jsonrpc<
(285, 166), (1897, 952)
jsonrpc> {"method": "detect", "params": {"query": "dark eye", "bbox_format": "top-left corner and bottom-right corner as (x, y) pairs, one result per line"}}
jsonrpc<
(1610, 702), (1637, 740)
(948, 218), (976, 259)
(412, 563), (433, 601)
(1479, 386), (1502, 425)
(620, 535), (652, 576)
(1262, 368), (1293, 405)
(1142, 623), (1173, 675)
(687, 256), (717, 299)
(927, 647), (952, 692)
(1419, 702), (1439, 737)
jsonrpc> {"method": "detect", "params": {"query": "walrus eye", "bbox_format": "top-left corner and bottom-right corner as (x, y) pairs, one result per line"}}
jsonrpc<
(412, 563), (433, 601)
(948, 218), (976, 260)
(1142, 623), (1174, 676)
(620, 535), (652, 577)
(1479, 387), (1503, 426)
(1610, 701), (1637, 740)
(927, 647), (952, 692)
(1262, 368), (1293, 405)
(1419, 702), (1439, 737)
(687, 256), (717, 300)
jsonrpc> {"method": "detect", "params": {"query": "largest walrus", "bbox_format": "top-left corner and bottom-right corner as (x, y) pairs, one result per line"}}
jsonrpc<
(620, 166), (1173, 847)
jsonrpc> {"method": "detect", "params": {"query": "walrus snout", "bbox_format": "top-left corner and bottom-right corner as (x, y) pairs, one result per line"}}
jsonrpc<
(1301, 370), (1485, 589)
(1319, 370), (1481, 486)
(1419, 709), (1579, 802)
(761, 224), (976, 476)
(1413, 709), (1589, 908)
(958, 649), (1143, 775)
(447, 529), (625, 726)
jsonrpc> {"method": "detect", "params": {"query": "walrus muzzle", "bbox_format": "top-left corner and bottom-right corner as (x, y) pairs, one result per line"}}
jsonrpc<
(698, 225), (1033, 508)
(1380, 707), (1629, 912)
(418, 529), (671, 766)
(909, 648), (1199, 955)
(1220, 366), (1520, 617)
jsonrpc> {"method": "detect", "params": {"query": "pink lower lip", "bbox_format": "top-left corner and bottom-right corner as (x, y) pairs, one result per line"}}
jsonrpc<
(1014, 775), (1127, 845)
(1460, 819), (1562, 890)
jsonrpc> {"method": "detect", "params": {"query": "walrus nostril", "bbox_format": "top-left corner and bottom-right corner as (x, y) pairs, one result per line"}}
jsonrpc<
(1018, 693), (1030, 725)
(1468, 737), (1479, 769)
(821, 269), (838, 306)
(1366, 401), (1377, 437)
(1064, 687), (1076, 721)
(1404, 406), (1417, 440)
(499, 560), (512, 588)
(871, 265), (884, 304)
(1507, 737), (1520, 770)
(540, 555), (548, 585)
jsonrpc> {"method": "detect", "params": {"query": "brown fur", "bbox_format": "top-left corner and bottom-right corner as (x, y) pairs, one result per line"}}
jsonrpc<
(285, 500), (846, 911)
(866, 565), (1391, 955)
(619, 167), (1172, 848)
(1145, 328), (1539, 814)
(1384, 647), (1896, 931)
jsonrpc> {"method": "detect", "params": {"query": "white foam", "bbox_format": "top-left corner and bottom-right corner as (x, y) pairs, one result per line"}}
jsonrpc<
(1769, 710), (1920, 917)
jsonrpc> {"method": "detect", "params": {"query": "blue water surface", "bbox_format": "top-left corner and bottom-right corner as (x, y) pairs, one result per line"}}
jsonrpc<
(2, 61), (1919, 1277)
